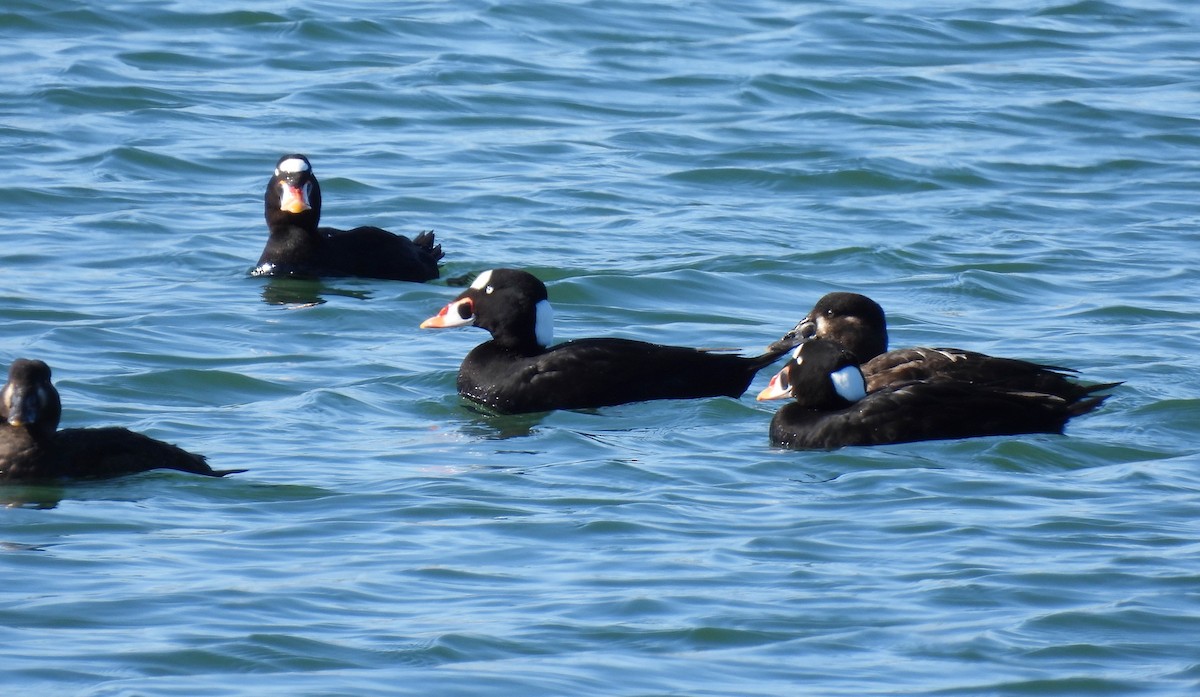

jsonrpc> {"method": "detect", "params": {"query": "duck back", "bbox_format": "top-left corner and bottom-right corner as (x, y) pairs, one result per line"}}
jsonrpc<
(769, 380), (1109, 450)
(459, 338), (782, 414)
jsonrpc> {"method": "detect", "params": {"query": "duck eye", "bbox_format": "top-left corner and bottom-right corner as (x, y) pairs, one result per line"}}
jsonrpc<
(485, 285), (494, 294)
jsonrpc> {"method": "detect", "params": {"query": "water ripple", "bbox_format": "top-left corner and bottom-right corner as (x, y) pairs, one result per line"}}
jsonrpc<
(2, 0), (1199, 695)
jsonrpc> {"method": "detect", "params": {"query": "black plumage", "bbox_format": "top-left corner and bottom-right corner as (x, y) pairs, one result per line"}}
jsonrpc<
(770, 292), (1119, 400)
(757, 338), (1111, 450)
(252, 154), (442, 281)
(421, 268), (787, 414)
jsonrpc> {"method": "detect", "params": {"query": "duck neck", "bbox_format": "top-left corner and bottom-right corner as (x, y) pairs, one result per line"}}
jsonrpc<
(258, 219), (324, 270)
(489, 334), (547, 356)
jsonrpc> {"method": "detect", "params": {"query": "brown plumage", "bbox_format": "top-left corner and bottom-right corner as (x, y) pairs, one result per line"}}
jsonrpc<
(758, 339), (1111, 450)
(770, 292), (1119, 400)
(1, 359), (243, 481)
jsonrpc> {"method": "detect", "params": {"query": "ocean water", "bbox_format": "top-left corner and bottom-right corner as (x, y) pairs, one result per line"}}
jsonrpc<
(2, 0), (1199, 694)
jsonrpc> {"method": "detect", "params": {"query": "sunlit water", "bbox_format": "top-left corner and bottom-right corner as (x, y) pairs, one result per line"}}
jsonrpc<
(2, 1), (1199, 695)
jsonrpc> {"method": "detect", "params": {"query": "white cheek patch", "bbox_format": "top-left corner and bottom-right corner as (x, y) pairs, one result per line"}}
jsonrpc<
(276, 157), (310, 175)
(830, 365), (867, 403)
(440, 299), (476, 327)
(470, 269), (494, 291)
(534, 299), (554, 347)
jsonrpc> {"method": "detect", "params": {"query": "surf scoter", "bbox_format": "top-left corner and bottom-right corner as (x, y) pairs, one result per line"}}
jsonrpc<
(756, 338), (1110, 450)
(420, 268), (789, 414)
(769, 292), (1118, 400)
(0, 359), (243, 481)
(252, 154), (443, 281)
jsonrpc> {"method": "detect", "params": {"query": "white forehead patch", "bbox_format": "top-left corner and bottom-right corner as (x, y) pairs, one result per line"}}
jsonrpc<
(534, 299), (554, 347)
(470, 269), (494, 291)
(277, 157), (310, 175)
(830, 365), (867, 403)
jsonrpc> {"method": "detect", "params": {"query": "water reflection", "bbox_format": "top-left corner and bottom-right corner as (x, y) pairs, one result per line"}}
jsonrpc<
(0, 484), (65, 509)
(257, 277), (373, 306)
(457, 402), (549, 440)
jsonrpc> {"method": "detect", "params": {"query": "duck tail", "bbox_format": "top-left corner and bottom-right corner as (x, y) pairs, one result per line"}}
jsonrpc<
(1068, 394), (1110, 418)
(749, 343), (793, 371)
(413, 229), (444, 262)
(1083, 380), (1123, 396)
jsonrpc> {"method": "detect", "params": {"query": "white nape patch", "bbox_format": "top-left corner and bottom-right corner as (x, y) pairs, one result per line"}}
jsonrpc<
(534, 299), (554, 347)
(830, 365), (867, 403)
(276, 157), (310, 175)
(470, 269), (494, 291)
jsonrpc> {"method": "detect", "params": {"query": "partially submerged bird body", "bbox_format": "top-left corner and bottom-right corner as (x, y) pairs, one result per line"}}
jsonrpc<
(456, 336), (783, 414)
(757, 338), (1112, 450)
(1, 359), (241, 482)
(253, 154), (442, 281)
(771, 291), (1119, 401)
(422, 268), (787, 414)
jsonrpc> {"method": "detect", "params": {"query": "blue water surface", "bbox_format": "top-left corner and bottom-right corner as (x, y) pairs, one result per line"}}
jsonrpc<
(2, 1), (1199, 695)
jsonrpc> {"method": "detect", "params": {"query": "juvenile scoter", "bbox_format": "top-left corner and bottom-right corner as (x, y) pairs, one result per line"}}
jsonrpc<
(420, 268), (788, 414)
(252, 154), (443, 281)
(756, 338), (1110, 450)
(0, 359), (242, 481)
(770, 292), (1118, 400)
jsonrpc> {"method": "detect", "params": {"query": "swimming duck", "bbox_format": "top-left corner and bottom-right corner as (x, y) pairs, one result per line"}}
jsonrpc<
(1, 359), (242, 481)
(756, 338), (1111, 449)
(770, 292), (1118, 400)
(420, 268), (788, 414)
(252, 154), (442, 281)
